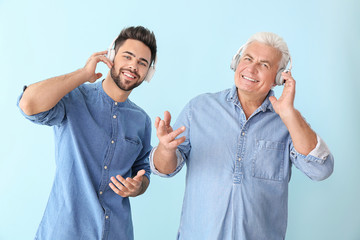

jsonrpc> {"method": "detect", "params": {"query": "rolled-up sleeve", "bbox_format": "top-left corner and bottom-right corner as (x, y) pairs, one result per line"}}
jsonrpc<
(290, 135), (334, 181)
(17, 91), (66, 126)
(149, 147), (185, 177)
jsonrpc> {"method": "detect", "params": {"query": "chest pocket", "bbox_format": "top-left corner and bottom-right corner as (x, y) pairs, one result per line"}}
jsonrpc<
(252, 140), (285, 181)
(118, 136), (142, 163)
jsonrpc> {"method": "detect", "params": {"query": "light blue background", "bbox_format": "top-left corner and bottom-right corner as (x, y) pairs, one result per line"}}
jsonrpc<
(0, 0), (359, 239)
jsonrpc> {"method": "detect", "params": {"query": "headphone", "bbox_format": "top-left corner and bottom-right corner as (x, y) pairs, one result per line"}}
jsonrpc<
(230, 44), (292, 85)
(106, 37), (156, 83)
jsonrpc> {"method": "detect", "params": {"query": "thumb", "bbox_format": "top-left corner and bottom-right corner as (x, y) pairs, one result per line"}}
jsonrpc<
(133, 169), (145, 181)
(269, 96), (277, 105)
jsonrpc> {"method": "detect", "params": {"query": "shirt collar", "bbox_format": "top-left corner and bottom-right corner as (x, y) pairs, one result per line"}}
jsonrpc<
(98, 80), (130, 106)
(227, 85), (275, 113)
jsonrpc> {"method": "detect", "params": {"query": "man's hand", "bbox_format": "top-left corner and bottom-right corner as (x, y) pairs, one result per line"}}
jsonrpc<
(155, 111), (186, 155)
(269, 71), (296, 118)
(109, 170), (148, 197)
(82, 50), (114, 83)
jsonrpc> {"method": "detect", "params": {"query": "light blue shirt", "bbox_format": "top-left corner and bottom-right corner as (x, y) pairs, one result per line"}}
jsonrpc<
(150, 86), (334, 240)
(18, 81), (152, 240)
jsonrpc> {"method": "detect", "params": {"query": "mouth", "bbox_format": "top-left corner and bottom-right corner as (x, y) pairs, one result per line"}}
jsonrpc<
(122, 70), (138, 80)
(242, 75), (259, 83)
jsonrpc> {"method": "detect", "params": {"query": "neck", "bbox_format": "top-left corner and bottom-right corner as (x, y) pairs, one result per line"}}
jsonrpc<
(237, 90), (267, 119)
(103, 72), (131, 102)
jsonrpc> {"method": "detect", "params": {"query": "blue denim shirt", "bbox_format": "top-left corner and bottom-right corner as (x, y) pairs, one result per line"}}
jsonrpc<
(150, 86), (334, 240)
(18, 81), (152, 240)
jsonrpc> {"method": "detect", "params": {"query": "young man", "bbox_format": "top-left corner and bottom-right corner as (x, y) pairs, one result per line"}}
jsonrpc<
(18, 26), (157, 240)
(151, 32), (334, 239)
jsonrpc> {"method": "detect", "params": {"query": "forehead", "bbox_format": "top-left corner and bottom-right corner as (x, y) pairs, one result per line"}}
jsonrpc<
(243, 41), (281, 65)
(118, 39), (151, 61)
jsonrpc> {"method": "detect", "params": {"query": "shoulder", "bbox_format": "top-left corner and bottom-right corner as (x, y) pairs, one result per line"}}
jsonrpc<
(127, 100), (151, 123)
(188, 88), (232, 106)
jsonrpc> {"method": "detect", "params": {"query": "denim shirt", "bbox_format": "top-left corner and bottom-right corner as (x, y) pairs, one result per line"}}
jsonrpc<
(18, 81), (152, 240)
(150, 86), (334, 240)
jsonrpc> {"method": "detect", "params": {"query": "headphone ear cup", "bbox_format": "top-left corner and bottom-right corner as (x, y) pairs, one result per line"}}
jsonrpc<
(230, 54), (240, 71)
(275, 68), (285, 85)
(107, 49), (115, 62)
(144, 66), (155, 83)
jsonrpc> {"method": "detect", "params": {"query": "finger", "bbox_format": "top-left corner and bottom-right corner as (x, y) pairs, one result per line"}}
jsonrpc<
(167, 126), (186, 141)
(157, 119), (168, 136)
(95, 73), (103, 80)
(164, 111), (171, 127)
(168, 136), (186, 148)
(110, 177), (130, 194)
(97, 55), (113, 69)
(109, 182), (127, 197)
(154, 117), (161, 129)
(91, 50), (109, 57)
(269, 96), (277, 105)
(126, 177), (141, 188)
(133, 170), (145, 181)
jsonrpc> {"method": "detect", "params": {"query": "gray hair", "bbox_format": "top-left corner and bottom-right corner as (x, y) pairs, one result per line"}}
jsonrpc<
(243, 32), (290, 71)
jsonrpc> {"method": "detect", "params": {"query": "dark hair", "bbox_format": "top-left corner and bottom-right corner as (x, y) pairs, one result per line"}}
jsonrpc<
(114, 26), (157, 66)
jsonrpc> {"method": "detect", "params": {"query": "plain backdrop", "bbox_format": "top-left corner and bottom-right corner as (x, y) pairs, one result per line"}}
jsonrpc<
(1, 0), (359, 239)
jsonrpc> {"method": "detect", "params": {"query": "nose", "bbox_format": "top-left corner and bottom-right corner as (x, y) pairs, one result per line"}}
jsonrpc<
(129, 60), (138, 72)
(247, 62), (257, 73)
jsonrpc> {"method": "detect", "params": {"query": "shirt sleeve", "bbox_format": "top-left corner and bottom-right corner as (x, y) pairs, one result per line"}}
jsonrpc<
(290, 134), (334, 181)
(17, 90), (67, 126)
(131, 116), (152, 181)
(149, 146), (185, 177)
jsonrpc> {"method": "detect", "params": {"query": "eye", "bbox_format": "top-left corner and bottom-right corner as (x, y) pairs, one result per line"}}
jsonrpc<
(244, 57), (251, 62)
(139, 61), (147, 67)
(124, 55), (131, 60)
(261, 63), (269, 69)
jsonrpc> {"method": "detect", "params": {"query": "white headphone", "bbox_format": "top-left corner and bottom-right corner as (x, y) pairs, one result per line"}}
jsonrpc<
(106, 37), (157, 83)
(230, 44), (292, 85)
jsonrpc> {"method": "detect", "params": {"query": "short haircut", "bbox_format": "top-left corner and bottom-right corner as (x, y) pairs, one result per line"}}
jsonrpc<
(243, 32), (290, 71)
(114, 26), (157, 66)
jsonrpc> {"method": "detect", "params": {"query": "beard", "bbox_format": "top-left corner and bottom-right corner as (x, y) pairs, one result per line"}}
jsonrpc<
(110, 67), (143, 91)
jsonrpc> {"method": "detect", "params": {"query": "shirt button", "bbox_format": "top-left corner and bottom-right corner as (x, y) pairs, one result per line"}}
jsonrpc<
(111, 140), (114, 144)
(113, 115), (117, 119)
(105, 216), (109, 219)
(114, 102), (118, 105)
(104, 166), (108, 170)
(100, 191), (103, 195)
(242, 132), (245, 136)
(238, 157), (241, 161)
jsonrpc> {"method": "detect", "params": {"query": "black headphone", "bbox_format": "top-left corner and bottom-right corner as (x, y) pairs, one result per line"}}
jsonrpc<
(230, 44), (292, 85)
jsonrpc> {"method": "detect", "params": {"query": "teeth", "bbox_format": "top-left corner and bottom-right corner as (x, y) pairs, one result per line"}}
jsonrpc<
(124, 72), (135, 79)
(243, 75), (258, 82)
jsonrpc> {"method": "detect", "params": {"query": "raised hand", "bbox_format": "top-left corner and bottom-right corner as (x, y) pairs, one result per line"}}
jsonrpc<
(155, 111), (186, 154)
(109, 170), (147, 197)
(269, 71), (296, 118)
(83, 50), (114, 83)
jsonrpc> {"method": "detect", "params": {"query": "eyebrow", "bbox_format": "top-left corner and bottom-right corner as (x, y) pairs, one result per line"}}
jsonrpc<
(123, 51), (149, 65)
(244, 53), (272, 66)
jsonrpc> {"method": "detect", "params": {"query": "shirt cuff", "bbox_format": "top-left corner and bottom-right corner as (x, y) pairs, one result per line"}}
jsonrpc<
(308, 135), (330, 161)
(149, 146), (184, 177)
(291, 134), (331, 164)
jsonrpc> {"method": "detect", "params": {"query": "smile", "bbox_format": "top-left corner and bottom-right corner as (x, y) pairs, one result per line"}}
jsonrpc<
(242, 75), (259, 83)
(123, 72), (136, 79)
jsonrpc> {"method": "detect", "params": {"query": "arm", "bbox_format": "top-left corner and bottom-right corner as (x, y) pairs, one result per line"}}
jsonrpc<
(153, 111), (186, 175)
(19, 51), (113, 116)
(269, 71), (317, 155)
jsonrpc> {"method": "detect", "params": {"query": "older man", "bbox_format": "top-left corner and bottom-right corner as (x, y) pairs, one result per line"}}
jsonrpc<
(151, 32), (334, 240)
